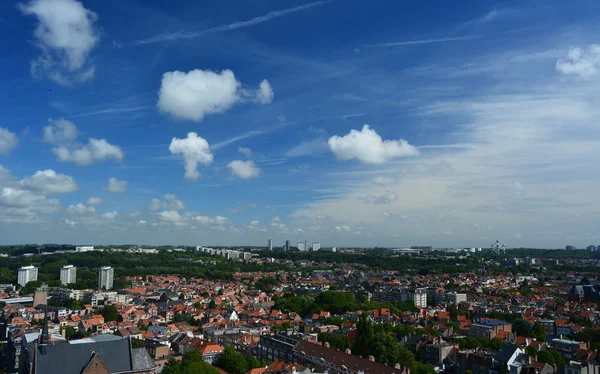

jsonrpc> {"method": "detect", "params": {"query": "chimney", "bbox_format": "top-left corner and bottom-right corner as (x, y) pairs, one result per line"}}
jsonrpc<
(368, 355), (375, 362)
(345, 348), (352, 354)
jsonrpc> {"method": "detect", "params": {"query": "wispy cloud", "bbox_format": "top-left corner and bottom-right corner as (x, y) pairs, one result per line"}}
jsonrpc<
(71, 106), (152, 118)
(212, 113), (364, 150)
(135, 1), (329, 45)
(372, 35), (480, 47)
(0, 15), (24, 32)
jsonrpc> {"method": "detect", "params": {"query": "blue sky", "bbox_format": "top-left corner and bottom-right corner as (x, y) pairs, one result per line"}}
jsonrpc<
(1, 0), (600, 248)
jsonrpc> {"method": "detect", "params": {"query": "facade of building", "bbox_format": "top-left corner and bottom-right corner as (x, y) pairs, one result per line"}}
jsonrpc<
(311, 242), (321, 251)
(297, 242), (306, 251)
(268, 239), (273, 251)
(60, 265), (77, 286)
(17, 266), (38, 287)
(372, 287), (428, 307)
(468, 320), (512, 340)
(285, 240), (290, 251)
(98, 267), (114, 290)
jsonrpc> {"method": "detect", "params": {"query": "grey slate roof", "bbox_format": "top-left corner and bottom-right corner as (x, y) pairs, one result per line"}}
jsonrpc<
(132, 348), (155, 371)
(35, 338), (132, 374)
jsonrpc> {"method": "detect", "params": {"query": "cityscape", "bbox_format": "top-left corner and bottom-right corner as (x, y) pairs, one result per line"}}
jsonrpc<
(1, 0), (600, 374)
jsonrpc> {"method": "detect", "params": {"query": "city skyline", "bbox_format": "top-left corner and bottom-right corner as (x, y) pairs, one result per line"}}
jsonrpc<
(1, 0), (600, 247)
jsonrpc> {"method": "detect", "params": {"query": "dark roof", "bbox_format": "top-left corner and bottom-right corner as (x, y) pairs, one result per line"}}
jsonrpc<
(495, 345), (519, 363)
(33, 338), (144, 374)
(293, 340), (407, 374)
(132, 348), (156, 371)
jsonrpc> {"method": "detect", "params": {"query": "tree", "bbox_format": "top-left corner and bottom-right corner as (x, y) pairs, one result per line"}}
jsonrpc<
(525, 345), (538, 356)
(352, 313), (375, 358)
(537, 350), (555, 365)
(132, 339), (146, 348)
(489, 337), (504, 351)
(101, 305), (119, 322)
(532, 322), (546, 342)
(512, 319), (533, 336)
(208, 299), (217, 309)
(215, 346), (247, 374)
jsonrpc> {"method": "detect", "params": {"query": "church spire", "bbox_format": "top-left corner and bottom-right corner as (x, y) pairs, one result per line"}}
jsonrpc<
(40, 311), (49, 346)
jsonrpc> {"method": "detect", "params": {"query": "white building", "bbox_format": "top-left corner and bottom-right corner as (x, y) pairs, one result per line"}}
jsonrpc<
(268, 239), (273, 251)
(76, 246), (94, 252)
(311, 242), (321, 251)
(60, 265), (77, 285)
(98, 266), (114, 290)
(297, 242), (306, 251)
(18, 266), (38, 287)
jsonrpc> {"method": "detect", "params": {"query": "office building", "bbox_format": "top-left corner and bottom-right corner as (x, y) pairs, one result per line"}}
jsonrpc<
(60, 265), (77, 285)
(566, 245), (576, 251)
(285, 240), (290, 251)
(98, 266), (114, 290)
(297, 242), (306, 251)
(18, 266), (38, 287)
(268, 239), (273, 251)
(587, 245), (597, 251)
(373, 287), (428, 307)
(75, 246), (94, 252)
(311, 242), (321, 251)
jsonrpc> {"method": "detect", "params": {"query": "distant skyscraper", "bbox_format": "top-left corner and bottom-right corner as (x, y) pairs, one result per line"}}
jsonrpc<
(18, 266), (38, 287)
(297, 242), (306, 251)
(312, 242), (321, 251)
(98, 267), (114, 290)
(285, 240), (290, 251)
(268, 239), (273, 251)
(566, 245), (576, 251)
(60, 265), (77, 285)
(304, 240), (308, 252)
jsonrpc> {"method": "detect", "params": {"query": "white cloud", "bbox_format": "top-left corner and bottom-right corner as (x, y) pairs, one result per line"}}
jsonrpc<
(67, 203), (95, 215)
(149, 198), (163, 211)
(53, 138), (124, 165)
(250, 220), (260, 226)
(328, 125), (419, 164)
(64, 218), (78, 227)
(18, 0), (100, 85)
(257, 79), (274, 104)
(20, 169), (78, 194)
(105, 177), (127, 193)
(138, 220), (147, 225)
(169, 132), (213, 180)
(238, 147), (252, 157)
(157, 69), (273, 121)
(42, 119), (78, 145)
(373, 176), (397, 186)
(1, 187), (48, 208)
(102, 211), (118, 219)
(43, 119), (124, 166)
(228, 160), (260, 179)
(87, 196), (103, 205)
(556, 45), (600, 79)
(0, 128), (19, 155)
(335, 225), (351, 232)
(158, 210), (182, 222)
(150, 194), (185, 211)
